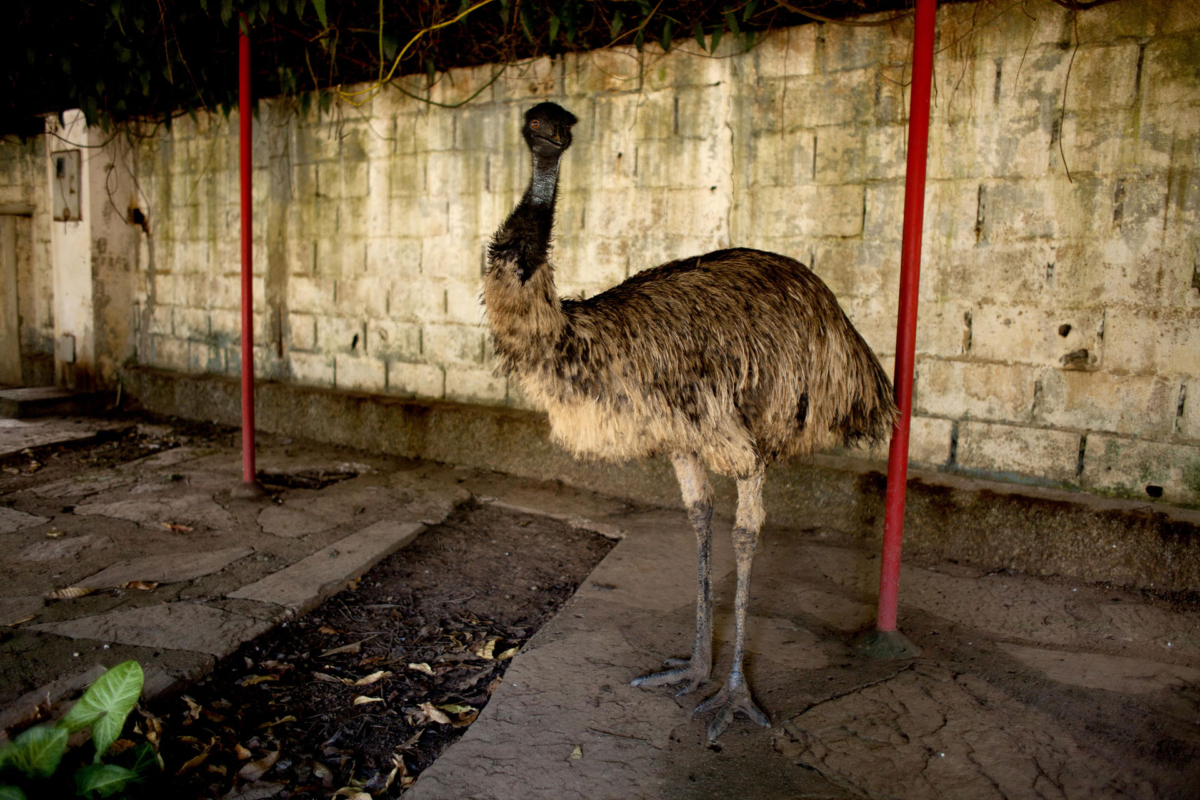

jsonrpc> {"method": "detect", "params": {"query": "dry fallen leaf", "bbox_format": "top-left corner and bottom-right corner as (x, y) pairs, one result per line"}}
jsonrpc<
(4, 614), (36, 627)
(569, 745), (583, 761)
(437, 704), (473, 715)
(353, 670), (392, 686)
(352, 696), (383, 706)
(475, 638), (498, 660)
(312, 762), (334, 788)
(408, 662), (434, 676)
(108, 739), (136, 756)
(451, 709), (480, 728)
(181, 696), (203, 724)
(240, 674), (279, 686)
(419, 702), (451, 724)
(234, 744), (252, 760)
(318, 625), (340, 635)
(497, 647), (519, 660)
(45, 529), (64, 539)
(45, 586), (94, 601)
(321, 636), (376, 657)
(312, 672), (343, 684)
(395, 730), (422, 750)
(206, 763), (227, 776)
(162, 522), (193, 533)
(237, 750), (280, 782)
(123, 580), (159, 591)
(257, 715), (297, 729)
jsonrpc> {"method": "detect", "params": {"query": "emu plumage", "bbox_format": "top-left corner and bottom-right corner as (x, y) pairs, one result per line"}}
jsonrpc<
(484, 101), (897, 740)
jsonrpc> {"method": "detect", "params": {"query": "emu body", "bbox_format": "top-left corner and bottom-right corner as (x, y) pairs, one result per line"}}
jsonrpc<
(485, 102), (897, 740)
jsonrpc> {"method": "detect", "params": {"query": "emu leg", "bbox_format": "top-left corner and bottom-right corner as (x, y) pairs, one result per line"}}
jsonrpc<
(694, 466), (770, 740)
(632, 452), (714, 694)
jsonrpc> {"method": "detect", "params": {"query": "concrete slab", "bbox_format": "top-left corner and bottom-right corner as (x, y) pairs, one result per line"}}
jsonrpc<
(73, 492), (236, 530)
(0, 665), (107, 744)
(998, 643), (1200, 694)
(0, 596), (43, 626)
(0, 506), (50, 534)
(31, 472), (131, 499)
(73, 546), (255, 589)
(257, 505), (336, 537)
(30, 603), (274, 658)
(0, 417), (118, 458)
(228, 520), (424, 615)
(18, 534), (112, 563)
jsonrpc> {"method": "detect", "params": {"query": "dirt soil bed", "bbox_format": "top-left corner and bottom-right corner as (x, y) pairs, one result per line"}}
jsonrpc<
(153, 502), (615, 800)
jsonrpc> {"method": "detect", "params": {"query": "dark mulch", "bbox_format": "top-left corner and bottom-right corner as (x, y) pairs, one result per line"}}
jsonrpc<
(154, 502), (616, 799)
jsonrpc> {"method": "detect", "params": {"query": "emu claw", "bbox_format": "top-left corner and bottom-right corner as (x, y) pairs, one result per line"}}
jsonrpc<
(694, 683), (770, 741)
(631, 658), (710, 695)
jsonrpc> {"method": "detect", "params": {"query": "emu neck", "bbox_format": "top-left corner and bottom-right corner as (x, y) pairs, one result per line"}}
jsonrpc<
(527, 152), (561, 208)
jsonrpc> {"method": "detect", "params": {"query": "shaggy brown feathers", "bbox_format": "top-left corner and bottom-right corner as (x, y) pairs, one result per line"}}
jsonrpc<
(484, 107), (896, 479)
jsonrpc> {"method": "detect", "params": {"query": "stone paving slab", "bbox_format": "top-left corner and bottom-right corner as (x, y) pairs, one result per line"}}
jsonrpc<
(74, 546), (255, 589)
(0, 506), (50, 534)
(0, 596), (43, 627)
(228, 520), (424, 615)
(30, 602), (275, 658)
(0, 417), (122, 458)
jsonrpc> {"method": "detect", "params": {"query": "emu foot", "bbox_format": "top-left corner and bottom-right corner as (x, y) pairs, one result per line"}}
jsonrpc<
(694, 681), (770, 741)
(631, 657), (710, 696)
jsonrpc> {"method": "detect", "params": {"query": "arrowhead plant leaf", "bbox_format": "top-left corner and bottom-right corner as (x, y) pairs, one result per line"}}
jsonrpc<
(59, 661), (144, 762)
(3, 726), (68, 779)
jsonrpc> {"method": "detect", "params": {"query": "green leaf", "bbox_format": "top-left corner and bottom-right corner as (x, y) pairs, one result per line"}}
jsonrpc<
(743, 0), (760, 21)
(220, 0), (233, 25)
(724, 10), (740, 38)
(75, 764), (136, 798)
(3, 726), (68, 779)
(313, 0), (327, 29)
(548, 14), (559, 44)
(60, 661), (143, 763)
(0, 786), (27, 800)
(609, 10), (623, 38)
(294, 0), (307, 19)
(709, 25), (723, 54)
(519, 7), (534, 44)
(693, 19), (705, 50)
(129, 743), (162, 779)
(660, 19), (674, 52)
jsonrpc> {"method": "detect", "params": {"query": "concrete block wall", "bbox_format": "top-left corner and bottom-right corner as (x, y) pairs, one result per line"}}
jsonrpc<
(83, 0), (1200, 505)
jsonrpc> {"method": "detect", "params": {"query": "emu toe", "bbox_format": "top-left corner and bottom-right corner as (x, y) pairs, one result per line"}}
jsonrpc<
(694, 682), (770, 741)
(631, 657), (710, 696)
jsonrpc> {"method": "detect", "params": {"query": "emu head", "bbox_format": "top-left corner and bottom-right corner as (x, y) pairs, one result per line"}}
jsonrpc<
(523, 102), (577, 157)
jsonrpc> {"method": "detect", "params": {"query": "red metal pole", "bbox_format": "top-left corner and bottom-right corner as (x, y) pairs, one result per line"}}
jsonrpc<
(238, 15), (256, 489)
(876, 0), (938, 634)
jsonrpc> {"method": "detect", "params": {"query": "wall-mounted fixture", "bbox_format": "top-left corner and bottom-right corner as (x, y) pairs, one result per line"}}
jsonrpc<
(51, 150), (81, 222)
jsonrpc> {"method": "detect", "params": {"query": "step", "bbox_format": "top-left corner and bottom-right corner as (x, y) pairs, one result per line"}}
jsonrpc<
(0, 387), (110, 419)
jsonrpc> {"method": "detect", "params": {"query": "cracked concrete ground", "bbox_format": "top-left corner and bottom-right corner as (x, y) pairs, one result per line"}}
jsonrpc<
(2, 418), (1199, 799)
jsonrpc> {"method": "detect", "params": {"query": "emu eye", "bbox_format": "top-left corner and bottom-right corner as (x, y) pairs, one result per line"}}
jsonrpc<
(530, 119), (540, 130)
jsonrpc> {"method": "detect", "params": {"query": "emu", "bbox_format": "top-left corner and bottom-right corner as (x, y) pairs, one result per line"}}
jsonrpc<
(484, 102), (897, 740)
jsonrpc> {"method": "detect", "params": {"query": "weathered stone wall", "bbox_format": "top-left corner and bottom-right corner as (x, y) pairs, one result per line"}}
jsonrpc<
(10, 0), (1200, 505)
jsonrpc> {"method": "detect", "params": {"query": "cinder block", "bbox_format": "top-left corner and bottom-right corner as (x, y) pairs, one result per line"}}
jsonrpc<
(423, 322), (484, 366)
(150, 335), (189, 372)
(334, 353), (386, 392)
(641, 44), (730, 93)
(813, 126), (868, 185)
(175, 308), (210, 341)
(909, 416), (954, 467)
(368, 319), (421, 360)
(287, 276), (337, 314)
(564, 47), (642, 95)
(387, 361), (444, 399)
(315, 237), (367, 277)
(819, 17), (902, 73)
(391, 194), (448, 239)
(289, 351), (334, 387)
(752, 25), (820, 79)
(389, 278), (448, 323)
(1082, 434), (1200, 505)
(316, 315), (366, 354)
(1104, 307), (1200, 376)
(1035, 371), (1178, 439)
(365, 237), (422, 280)
(931, 242), (1054, 308)
(970, 304), (1103, 368)
(1141, 35), (1200, 108)
(1178, 382), (1199, 441)
(915, 359), (1038, 422)
(492, 56), (558, 103)
(753, 184), (864, 238)
(957, 421), (1081, 485)
(286, 313), (317, 351)
(780, 68), (876, 128)
(634, 138), (725, 190)
(334, 277), (388, 320)
(914, 300), (975, 359)
(445, 366), (506, 405)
